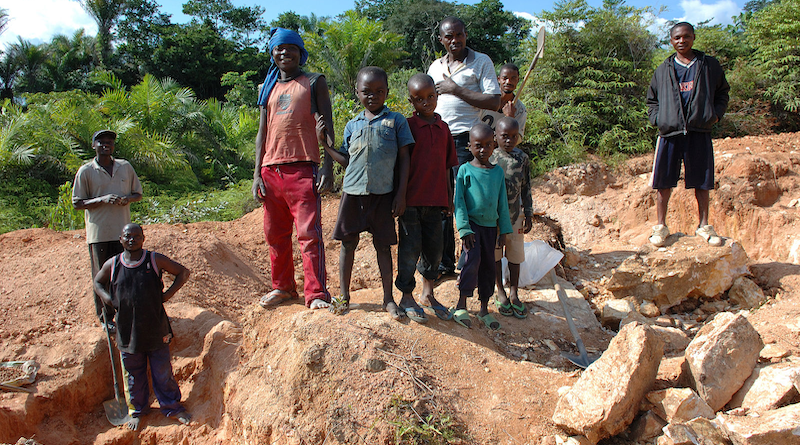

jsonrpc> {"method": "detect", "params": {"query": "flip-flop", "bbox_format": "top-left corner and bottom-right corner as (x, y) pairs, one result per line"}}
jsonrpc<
(422, 303), (453, 320)
(510, 301), (528, 319)
(259, 289), (295, 308)
(478, 313), (501, 330)
(403, 306), (428, 323)
(450, 308), (471, 328)
(494, 298), (514, 317)
(384, 302), (406, 321)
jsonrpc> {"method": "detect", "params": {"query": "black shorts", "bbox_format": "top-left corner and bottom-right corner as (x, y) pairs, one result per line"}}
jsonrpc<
(650, 132), (714, 190)
(332, 192), (397, 246)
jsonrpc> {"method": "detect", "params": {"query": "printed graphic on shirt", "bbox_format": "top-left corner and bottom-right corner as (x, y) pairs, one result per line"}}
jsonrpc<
(277, 93), (293, 115)
(679, 80), (694, 93)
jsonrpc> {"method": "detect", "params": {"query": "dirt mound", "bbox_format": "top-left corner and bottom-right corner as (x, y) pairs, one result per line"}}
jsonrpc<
(1, 132), (799, 444)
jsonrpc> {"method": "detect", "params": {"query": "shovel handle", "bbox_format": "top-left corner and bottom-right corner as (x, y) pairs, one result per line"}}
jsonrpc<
(550, 269), (591, 365)
(102, 307), (125, 403)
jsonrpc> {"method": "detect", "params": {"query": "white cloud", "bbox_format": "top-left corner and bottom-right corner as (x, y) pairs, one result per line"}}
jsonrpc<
(676, 0), (740, 26)
(1, 0), (97, 48)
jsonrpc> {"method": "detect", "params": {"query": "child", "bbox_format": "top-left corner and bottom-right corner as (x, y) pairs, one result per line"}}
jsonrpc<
(452, 123), (513, 330)
(490, 117), (533, 319)
(93, 223), (191, 431)
(321, 66), (413, 320)
(253, 27), (335, 310)
(395, 73), (458, 322)
(480, 63), (528, 139)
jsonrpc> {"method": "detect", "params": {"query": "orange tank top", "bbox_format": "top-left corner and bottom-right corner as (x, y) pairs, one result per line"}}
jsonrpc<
(262, 74), (321, 166)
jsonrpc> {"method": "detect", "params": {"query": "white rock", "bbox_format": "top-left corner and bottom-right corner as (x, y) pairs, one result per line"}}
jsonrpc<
(601, 299), (637, 329)
(728, 364), (800, 412)
(646, 388), (715, 423)
(684, 312), (763, 411)
(728, 277), (766, 309)
(717, 402), (800, 444)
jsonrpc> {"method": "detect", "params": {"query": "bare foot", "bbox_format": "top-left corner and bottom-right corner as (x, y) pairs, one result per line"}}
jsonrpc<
(383, 301), (405, 321)
(126, 416), (141, 431)
(310, 299), (331, 310)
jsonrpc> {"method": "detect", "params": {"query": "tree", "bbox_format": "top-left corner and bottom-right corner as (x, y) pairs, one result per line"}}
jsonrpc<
(11, 38), (51, 93)
(148, 21), (240, 100)
(182, 0), (267, 47)
(357, 0), (456, 69)
(43, 30), (99, 92)
(115, 0), (172, 84)
(0, 48), (21, 100)
(523, 0), (659, 172)
(0, 7), (9, 37)
(459, 0), (531, 65)
(747, 0), (800, 112)
(79, 0), (126, 66)
(302, 10), (406, 95)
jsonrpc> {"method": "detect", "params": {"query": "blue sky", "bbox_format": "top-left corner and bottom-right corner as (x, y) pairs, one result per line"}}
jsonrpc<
(0, 0), (744, 47)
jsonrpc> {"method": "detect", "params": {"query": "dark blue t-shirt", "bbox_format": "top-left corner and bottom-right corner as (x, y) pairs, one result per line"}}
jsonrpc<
(674, 58), (697, 113)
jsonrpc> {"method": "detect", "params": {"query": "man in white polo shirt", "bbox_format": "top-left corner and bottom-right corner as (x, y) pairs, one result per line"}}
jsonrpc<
(428, 16), (501, 280)
(73, 129), (143, 332)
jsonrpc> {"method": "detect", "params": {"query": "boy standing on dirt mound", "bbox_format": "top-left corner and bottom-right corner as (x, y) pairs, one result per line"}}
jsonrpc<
(490, 117), (533, 320)
(395, 73), (459, 322)
(320, 66), (413, 321)
(73, 129), (143, 334)
(452, 123), (513, 330)
(646, 22), (730, 247)
(93, 223), (191, 431)
(253, 27), (335, 310)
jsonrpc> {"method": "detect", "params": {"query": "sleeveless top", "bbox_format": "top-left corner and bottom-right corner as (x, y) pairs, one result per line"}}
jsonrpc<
(111, 250), (173, 353)
(262, 72), (322, 166)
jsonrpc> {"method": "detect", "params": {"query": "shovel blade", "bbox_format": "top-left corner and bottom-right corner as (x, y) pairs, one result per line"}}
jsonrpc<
(103, 398), (131, 426)
(561, 352), (598, 369)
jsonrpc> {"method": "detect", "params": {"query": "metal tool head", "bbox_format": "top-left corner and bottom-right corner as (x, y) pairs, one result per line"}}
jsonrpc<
(103, 398), (132, 426)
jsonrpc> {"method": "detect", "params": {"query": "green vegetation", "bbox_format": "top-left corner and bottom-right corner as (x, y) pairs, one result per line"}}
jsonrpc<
(0, 0), (798, 234)
(385, 396), (468, 444)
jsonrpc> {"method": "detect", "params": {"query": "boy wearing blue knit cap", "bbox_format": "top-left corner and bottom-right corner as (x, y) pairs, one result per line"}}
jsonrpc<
(253, 27), (335, 310)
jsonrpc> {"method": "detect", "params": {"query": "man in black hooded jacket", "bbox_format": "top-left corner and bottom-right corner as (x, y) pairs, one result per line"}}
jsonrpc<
(646, 22), (730, 248)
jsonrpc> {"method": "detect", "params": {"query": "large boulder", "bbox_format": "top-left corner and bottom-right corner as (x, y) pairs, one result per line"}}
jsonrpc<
(606, 237), (749, 311)
(728, 364), (800, 412)
(646, 388), (715, 423)
(552, 322), (664, 443)
(716, 403), (800, 445)
(683, 312), (763, 411)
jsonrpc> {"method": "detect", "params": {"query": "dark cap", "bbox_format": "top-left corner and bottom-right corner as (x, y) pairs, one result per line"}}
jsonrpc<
(92, 129), (117, 143)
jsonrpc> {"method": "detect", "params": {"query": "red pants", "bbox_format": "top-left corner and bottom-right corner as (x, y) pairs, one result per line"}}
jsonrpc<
(261, 163), (330, 305)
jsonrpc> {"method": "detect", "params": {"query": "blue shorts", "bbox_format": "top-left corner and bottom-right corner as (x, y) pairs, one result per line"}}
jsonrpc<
(650, 132), (714, 190)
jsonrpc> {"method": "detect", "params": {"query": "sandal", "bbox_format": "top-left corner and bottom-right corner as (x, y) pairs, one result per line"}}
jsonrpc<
(450, 308), (471, 328)
(259, 289), (296, 308)
(510, 301), (528, 319)
(478, 313), (501, 331)
(494, 298), (514, 317)
(421, 302), (453, 320)
(403, 306), (428, 324)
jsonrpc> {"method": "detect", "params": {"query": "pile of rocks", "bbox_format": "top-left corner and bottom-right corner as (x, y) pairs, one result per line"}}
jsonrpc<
(551, 309), (798, 444)
(550, 236), (798, 444)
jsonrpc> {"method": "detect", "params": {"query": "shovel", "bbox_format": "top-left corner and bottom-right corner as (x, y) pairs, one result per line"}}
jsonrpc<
(513, 26), (546, 106)
(549, 269), (597, 369)
(102, 306), (132, 426)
